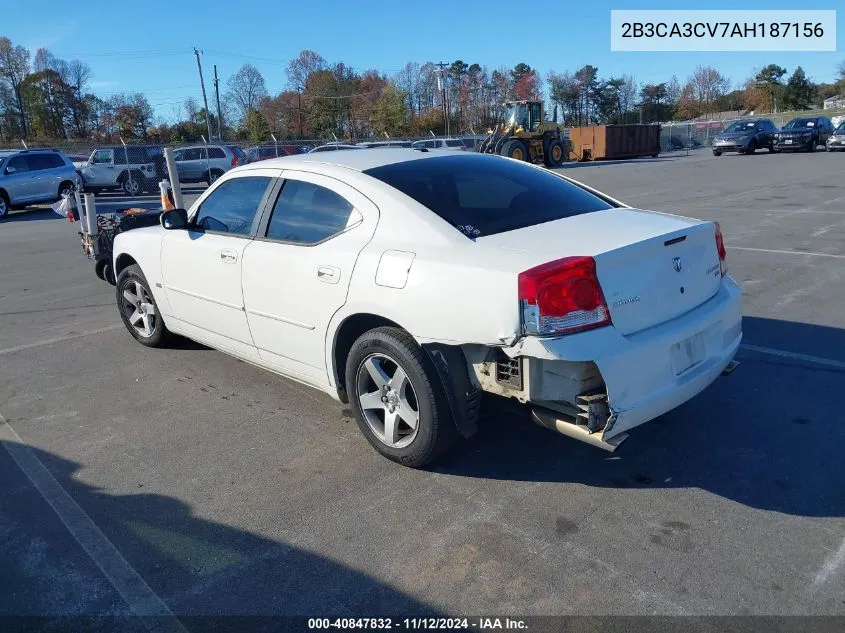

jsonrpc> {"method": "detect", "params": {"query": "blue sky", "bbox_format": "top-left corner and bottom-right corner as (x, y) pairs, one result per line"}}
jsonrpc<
(3, 0), (843, 120)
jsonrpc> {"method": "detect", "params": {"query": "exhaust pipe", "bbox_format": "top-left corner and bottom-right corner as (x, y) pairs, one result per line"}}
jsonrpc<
(721, 360), (739, 376)
(531, 406), (628, 452)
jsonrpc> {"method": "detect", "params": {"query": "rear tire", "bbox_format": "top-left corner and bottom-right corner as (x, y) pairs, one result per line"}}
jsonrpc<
(206, 169), (224, 186)
(543, 139), (565, 168)
(119, 173), (142, 196)
(57, 181), (75, 200)
(501, 139), (529, 162)
(116, 264), (172, 347)
(345, 327), (459, 468)
(0, 191), (9, 218)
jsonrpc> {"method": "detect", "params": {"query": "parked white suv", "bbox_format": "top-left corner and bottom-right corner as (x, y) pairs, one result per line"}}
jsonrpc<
(411, 138), (466, 151)
(0, 149), (79, 218)
(111, 150), (741, 467)
(172, 145), (245, 185)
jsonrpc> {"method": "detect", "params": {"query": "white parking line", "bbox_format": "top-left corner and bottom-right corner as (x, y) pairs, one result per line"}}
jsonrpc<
(0, 324), (123, 356)
(811, 536), (845, 590)
(0, 415), (187, 632)
(728, 246), (845, 259)
(740, 344), (845, 370)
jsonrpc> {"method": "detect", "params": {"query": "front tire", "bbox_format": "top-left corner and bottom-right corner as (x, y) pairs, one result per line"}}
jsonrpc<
(57, 181), (75, 200)
(116, 264), (172, 347)
(0, 191), (9, 218)
(345, 327), (458, 468)
(501, 139), (529, 162)
(712, 149), (722, 156)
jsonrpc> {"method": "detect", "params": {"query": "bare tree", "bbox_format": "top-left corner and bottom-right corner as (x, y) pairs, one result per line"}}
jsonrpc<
(0, 36), (31, 136)
(395, 61), (421, 117)
(620, 74), (637, 118)
(184, 96), (199, 123)
(286, 50), (327, 92)
(226, 64), (268, 121)
(689, 65), (729, 116)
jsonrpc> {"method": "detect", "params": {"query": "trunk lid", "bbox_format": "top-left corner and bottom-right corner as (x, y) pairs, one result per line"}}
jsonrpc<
(477, 208), (722, 336)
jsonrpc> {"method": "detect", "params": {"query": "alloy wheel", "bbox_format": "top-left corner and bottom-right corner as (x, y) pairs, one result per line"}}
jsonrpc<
(356, 353), (420, 449)
(121, 280), (157, 338)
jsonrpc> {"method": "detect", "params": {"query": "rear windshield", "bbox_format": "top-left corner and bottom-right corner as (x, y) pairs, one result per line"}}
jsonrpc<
(364, 154), (614, 238)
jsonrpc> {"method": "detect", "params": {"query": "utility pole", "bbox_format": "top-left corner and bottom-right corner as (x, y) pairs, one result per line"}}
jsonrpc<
(213, 64), (224, 141)
(436, 61), (449, 136)
(193, 48), (213, 144)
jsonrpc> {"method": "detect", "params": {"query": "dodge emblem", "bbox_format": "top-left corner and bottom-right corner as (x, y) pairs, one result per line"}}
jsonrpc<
(672, 257), (683, 272)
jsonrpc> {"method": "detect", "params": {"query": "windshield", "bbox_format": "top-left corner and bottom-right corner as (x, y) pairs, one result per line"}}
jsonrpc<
(364, 154), (614, 238)
(503, 103), (530, 128)
(835, 122), (845, 133)
(723, 121), (756, 133)
(784, 118), (815, 129)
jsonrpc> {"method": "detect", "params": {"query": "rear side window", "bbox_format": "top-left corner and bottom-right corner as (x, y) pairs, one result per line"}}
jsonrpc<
(193, 176), (271, 236)
(265, 180), (355, 244)
(31, 153), (65, 169)
(364, 154), (614, 238)
(445, 139), (463, 148)
(208, 147), (226, 159)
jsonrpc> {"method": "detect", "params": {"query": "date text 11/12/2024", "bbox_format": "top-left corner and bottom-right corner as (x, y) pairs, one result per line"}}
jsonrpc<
(307, 617), (528, 629)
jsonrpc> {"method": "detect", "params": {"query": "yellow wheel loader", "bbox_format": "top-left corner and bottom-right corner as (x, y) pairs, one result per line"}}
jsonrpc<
(478, 100), (571, 167)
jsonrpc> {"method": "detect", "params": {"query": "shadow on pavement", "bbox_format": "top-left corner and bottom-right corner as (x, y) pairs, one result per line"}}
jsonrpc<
(435, 316), (845, 518)
(0, 442), (437, 630)
(0, 209), (65, 223)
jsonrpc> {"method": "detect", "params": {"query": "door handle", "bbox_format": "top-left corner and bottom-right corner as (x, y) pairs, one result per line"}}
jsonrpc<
(317, 266), (340, 283)
(220, 249), (238, 263)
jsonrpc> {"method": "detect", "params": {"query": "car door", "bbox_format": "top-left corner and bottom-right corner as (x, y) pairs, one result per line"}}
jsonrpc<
(240, 170), (378, 385)
(2, 156), (38, 202)
(27, 154), (59, 200)
(84, 149), (115, 186)
(160, 173), (275, 358)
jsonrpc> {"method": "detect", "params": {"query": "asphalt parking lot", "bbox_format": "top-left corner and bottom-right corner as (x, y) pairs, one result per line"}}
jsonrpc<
(1, 150), (844, 628)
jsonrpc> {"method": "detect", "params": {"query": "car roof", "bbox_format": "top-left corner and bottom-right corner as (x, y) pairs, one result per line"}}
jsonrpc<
(236, 147), (476, 173)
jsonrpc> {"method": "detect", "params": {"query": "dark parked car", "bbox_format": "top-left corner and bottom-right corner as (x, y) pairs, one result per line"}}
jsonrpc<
(825, 121), (845, 151)
(711, 119), (777, 156)
(773, 116), (835, 152)
(245, 145), (305, 162)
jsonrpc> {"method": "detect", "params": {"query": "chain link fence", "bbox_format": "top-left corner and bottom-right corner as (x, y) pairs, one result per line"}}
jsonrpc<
(660, 110), (845, 153)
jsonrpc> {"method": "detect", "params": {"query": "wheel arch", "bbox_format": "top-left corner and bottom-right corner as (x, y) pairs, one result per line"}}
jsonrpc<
(114, 253), (138, 279)
(329, 311), (479, 439)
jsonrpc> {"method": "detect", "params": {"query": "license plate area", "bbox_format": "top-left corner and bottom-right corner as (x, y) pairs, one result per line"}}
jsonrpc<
(784, 139), (793, 145)
(671, 331), (706, 375)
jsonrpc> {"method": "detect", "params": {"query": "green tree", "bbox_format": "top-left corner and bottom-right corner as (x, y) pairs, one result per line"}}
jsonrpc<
(754, 64), (787, 112)
(241, 108), (271, 142)
(782, 66), (813, 110)
(0, 36), (31, 137)
(372, 84), (407, 136)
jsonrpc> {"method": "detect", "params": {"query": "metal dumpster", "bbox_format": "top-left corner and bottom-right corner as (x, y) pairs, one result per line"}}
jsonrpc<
(568, 124), (661, 161)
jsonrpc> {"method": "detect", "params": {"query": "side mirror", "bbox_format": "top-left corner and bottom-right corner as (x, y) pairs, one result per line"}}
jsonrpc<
(5, 166), (16, 175)
(161, 208), (188, 230)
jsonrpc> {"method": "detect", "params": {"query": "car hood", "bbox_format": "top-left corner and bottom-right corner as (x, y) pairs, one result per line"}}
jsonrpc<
(718, 131), (753, 139)
(778, 127), (815, 134)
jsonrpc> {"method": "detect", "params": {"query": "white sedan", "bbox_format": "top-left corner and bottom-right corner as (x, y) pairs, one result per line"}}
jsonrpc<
(112, 149), (742, 467)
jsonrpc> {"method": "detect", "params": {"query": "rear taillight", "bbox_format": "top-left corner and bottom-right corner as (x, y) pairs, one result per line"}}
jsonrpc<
(714, 222), (728, 276)
(518, 256), (611, 336)
(231, 156), (238, 167)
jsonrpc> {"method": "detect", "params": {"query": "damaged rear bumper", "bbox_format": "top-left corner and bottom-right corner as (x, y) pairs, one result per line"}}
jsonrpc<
(501, 276), (743, 446)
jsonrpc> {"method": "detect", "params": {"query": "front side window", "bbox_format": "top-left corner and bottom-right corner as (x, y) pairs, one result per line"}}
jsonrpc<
(6, 156), (30, 173)
(265, 180), (356, 244)
(365, 154), (614, 238)
(193, 176), (271, 236)
(92, 150), (113, 164)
